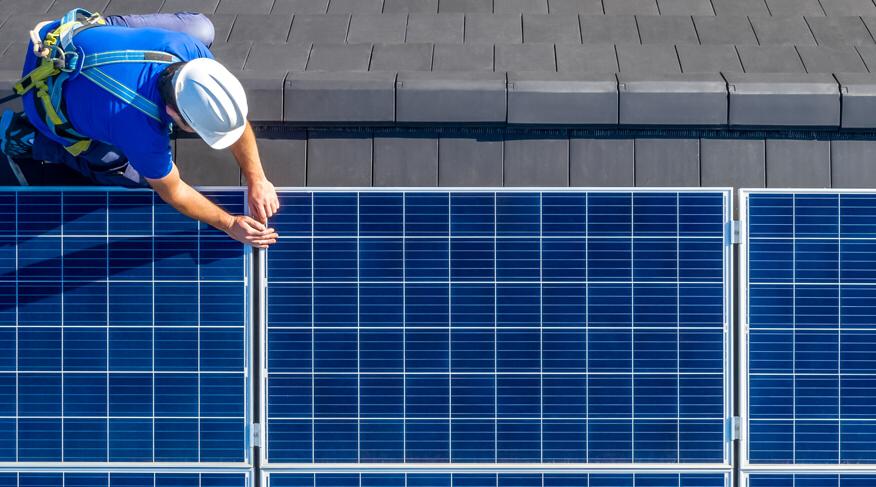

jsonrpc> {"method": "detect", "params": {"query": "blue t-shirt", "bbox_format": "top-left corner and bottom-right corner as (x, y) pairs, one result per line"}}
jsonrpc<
(22, 22), (213, 179)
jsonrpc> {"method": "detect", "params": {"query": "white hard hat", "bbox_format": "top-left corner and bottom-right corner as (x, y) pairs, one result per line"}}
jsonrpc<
(173, 58), (248, 150)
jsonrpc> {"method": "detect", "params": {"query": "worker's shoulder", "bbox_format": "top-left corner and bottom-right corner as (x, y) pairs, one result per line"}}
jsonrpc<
(77, 25), (211, 59)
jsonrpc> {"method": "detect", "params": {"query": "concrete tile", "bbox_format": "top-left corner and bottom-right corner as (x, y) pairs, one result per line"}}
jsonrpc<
(347, 13), (408, 43)
(245, 135), (307, 186)
(495, 0), (549, 12)
(465, 13), (522, 43)
(737, 45), (806, 73)
(693, 15), (758, 45)
(616, 45), (681, 74)
(798, 45), (868, 73)
(407, 13), (464, 42)
(579, 15), (640, 44)
(569, 138), (634, 186)
(765, 140), (830, 188)
(556, 44), (619, 73)
(103, 0), (165, 14)
(396, 71), (507, 121)
(0, 14), (46, 44)
(831, 140), (876, 188)
(495, 43), (556, 71)
(229, 14), (293, 42)
(384, 0), (439, 12)
(210, 41), (252, 70)
(700, 139), (765, 188)
(618, 73), (728, 125)
(270, 0), (330, 14)
(820, 0), (876, 15)
(439, 0), (493, 11)
(244, 43), (311, 71)
(503, 137), (569, 187)
(0, 42), (24, 71)
(523, 14), (581, 43)
(547, 0), (603, 13)
(175, 138), (241, 185)
(373, 133), (440, 186)
(433, 43), (494, 70)
(636, 15), (699, 45)
(307, 132), (373, 186)
(807, 16), (874, 46)
(765, 0), (824, 16)
(286, 71), (396, 121)
(307, 43), (373, 71)
(856, 45), (876, 70)
(0, 0), (52, 15)
(206, 14), (236, 43)
(48, 0), (109, 15)
(656, 0), (714, 15)
(328, 0), (385, 12)
(603, 0), (658, 14)
(507, 72), (618, 123)
(438, 135), (504, 186)
(710, 0), (768, 15)
(677, 44), (744, 72)
(634, 139), (700, 187)
(216, 0), (272, 13)
(232, 70), (287, 121)
(749, 16), (817, 46)
(160, 0), (220, 13)
(289, 14), (351, 43)
(0, 70), (23, 112)
(370, 42), (433, 70)
(726, 72), (840, 126)
(835, 73), (876, 127)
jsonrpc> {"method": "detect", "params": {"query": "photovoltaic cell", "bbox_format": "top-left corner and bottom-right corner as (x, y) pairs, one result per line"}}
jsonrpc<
(266, 473), (728, 487)
(745, 192), (876, 464)
(0, 472), (247, 487)
(747, 474), (876, 487)
(263, 190), (730, 464)
(0, 189), (249, 464)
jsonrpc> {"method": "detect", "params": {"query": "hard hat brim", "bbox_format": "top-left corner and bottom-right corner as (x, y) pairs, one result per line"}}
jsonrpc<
(201, 123), (246, 150)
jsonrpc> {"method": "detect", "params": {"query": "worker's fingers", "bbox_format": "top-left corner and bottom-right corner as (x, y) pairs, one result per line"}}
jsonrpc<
(249, 202), (267, 224)
(246, 231), (278, 241)
(241, 215), (267, 232)
(264, 202), (276, 219)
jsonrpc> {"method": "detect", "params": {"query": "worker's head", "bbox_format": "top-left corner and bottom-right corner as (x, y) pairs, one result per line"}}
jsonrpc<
(157, 58), (248, 150)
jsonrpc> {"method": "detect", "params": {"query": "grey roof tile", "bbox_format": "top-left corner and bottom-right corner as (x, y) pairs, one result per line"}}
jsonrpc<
(246, 136), (307, 186)
(725, 72), (840, 126)
(0, 42), (22, 72)
(270, 0), (330, 14)
(244, 42), (312, 71)
(677, 44), (744, 72)
(835, 73), (876, 127)
(556, 43), (619, 72)
(327, 0), (385, 13)
(307, 43), (373, 70)
(634, 139), (700, 187)
(373, 134), (439, 186)
(737, 45), (805, 72)
(579, 15), (640, 43)
(0, 14), (42, 44)
(798, 45), (868, 72)
(819, 0), (876, 16)
(616, 45), (681, 74)
(656, 0), (714, 15)
(347, 13), (408, 43)
(370, 42), (434, 70)
(503, 138), (569, 186)
(307, 133), (373, 186)
(228, 14), (293, 42)
(439, 0), (493, 12)
(547, 0), (604, 13)
(523, 14), (581, 43)
(48, 0), (109, 15)
(765, 140), (830, 187)
(749, 16), (817, 46)
(0, 70), (23, 112)
(857, 45), (876, 70)
(160, 0), (220, 13)
(438, 135), (503, 186)
(636, 15), (699, 45)
(603, 0), (659, 14)
(407, 13), (465, 42)
(206, 14), (236, 43)
(216, 0), (272, 13)
(618, 73), (728, 125)
(495, 0), (549, 12)
(0, 0), (51, 15)
(570, 139), (635, 186)
(289, 14), (351, 43)
(102, 0), (165, 14)
(507, 71), (618, 123)
(210, 41), (252, 70)
(700, 139), (765, 188)
(176, 139), (240, 185)
(694, 16), (758, 45)
(465, 13), (523, 43)
(286, 71), (395, 121)
(433, 43), (494, 70)
(384, 0), (439, 12)
(396, 71), (507, 122)
(232, 70), (287, 121)
(710, 0), (769, 15)
(495, 43), (557, 70)
(807, 16), (874, 45)
(765, 0), (825, 16)
(831, 140), (876, 187)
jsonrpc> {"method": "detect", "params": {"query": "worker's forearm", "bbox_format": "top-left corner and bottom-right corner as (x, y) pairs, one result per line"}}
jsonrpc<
(231, 122), (265, 182)
(156, 179), (234, 231)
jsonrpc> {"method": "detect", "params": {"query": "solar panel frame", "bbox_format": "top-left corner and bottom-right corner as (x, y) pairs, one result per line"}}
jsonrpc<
(258, 187), (735, 472)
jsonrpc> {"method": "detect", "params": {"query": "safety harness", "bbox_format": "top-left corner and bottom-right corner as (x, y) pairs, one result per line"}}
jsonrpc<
(1, 8), (180, 156)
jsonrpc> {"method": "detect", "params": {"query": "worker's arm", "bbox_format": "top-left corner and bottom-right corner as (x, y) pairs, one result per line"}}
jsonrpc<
(229, 121), (280, 224)
(147, 164), (278, 248)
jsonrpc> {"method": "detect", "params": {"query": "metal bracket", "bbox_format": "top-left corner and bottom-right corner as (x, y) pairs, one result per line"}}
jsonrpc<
(251, 422), (262, 448)
(725, 220), (740, 245)
(726, 416), (740, 441)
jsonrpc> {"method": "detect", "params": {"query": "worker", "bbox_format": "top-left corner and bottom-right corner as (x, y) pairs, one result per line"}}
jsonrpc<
(0, 9), (279, 248)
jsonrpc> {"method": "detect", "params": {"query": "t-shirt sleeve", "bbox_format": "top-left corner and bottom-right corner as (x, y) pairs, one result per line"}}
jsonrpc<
(122, 139), (174, 180)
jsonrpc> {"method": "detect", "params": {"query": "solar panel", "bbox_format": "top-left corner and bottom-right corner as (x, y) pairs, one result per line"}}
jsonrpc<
(745, 473), (876, 487)
(262, 190), (732, 465)
(265, 473), (729, 487)
(0, 189), (250, 464)
(0, 472), (248, 487)
(742, 191), (876, 465)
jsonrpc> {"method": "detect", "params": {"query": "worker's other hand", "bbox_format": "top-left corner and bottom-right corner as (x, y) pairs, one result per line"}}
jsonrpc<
(225, 215), (278, 248)
(248, 178), (279, 224)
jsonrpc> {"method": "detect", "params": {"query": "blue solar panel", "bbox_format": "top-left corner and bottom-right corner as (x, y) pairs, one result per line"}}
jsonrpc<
(746, 474), (876, 487)
(0, 472), (247, 487)
(263, 190), (731, 464)
(745, 192), (876, 464)
(0, 189), (250, 463)
(266, 473), (728, 487)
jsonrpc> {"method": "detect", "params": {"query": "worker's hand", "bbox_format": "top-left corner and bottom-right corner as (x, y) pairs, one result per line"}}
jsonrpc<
(224, 215), (278, 248)
(248, 178), (279, 224)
